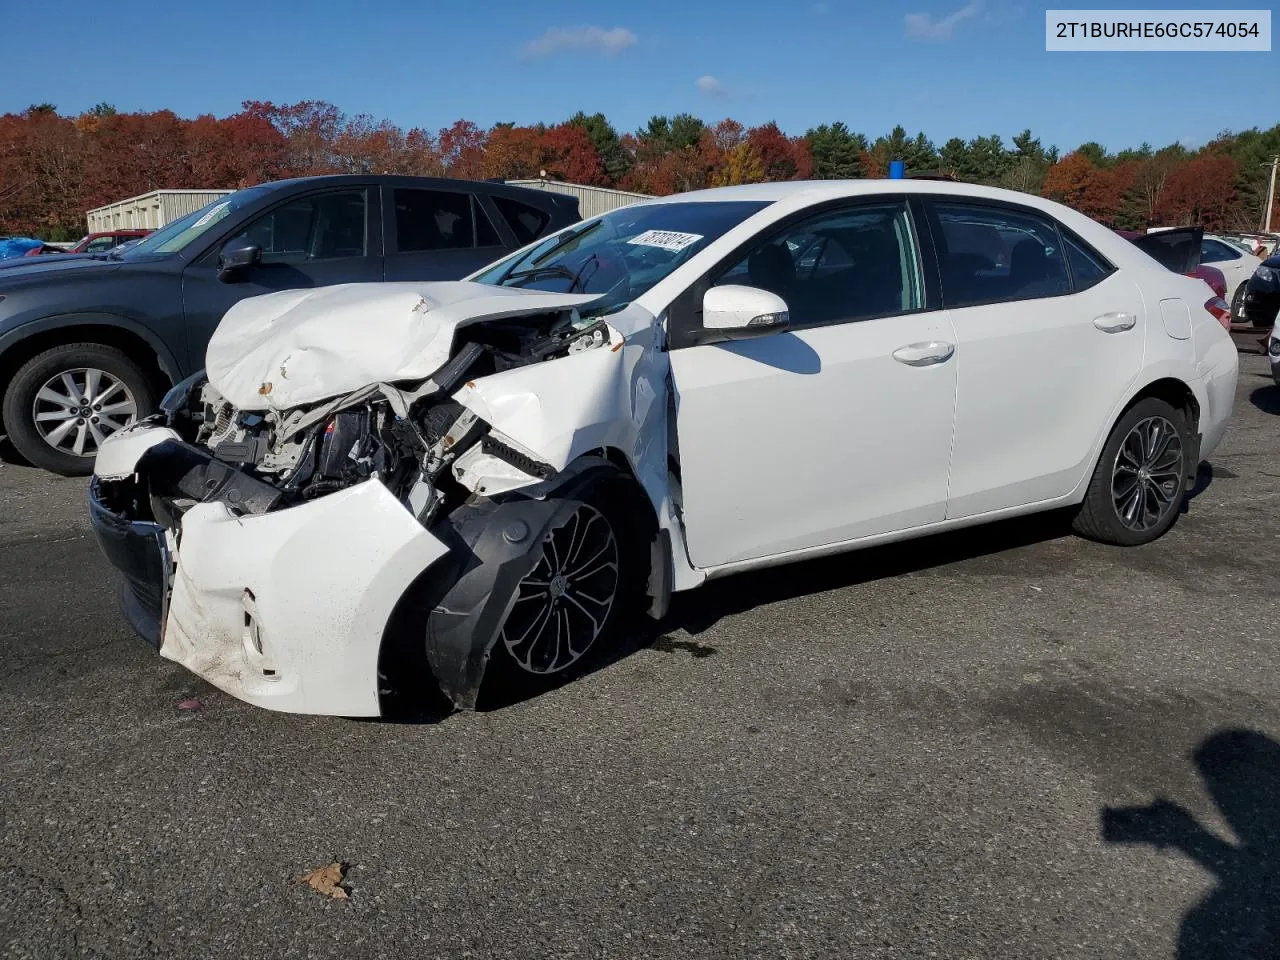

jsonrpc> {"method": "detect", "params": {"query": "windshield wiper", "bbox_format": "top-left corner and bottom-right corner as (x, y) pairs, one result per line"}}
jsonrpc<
(500, 264), (578, 288)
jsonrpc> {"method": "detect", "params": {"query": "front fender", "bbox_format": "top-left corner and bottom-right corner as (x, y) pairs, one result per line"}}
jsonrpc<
(0, 311), (183, 384)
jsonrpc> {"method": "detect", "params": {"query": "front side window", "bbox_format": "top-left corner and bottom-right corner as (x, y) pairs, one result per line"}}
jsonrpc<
(473, 200), (770, 319)
(715, 201), (924, 327)
(229, 191), (367, 262)
(933, 202), (1070, 307)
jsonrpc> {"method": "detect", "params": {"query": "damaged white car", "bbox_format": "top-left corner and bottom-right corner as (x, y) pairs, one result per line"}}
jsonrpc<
(89, 181), (1239, 716)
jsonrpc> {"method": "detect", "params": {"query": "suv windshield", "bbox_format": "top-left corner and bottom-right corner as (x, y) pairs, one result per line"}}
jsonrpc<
(118, 187), (272, 258)
(473, 200), (770, 317)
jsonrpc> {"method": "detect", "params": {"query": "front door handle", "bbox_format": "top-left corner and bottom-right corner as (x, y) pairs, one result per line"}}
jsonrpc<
(892, 341), (955, 366)
(1093, 312), (1137, 333)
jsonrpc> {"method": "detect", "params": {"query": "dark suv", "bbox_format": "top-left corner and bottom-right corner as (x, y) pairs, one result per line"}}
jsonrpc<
(0, 175), (579, 475)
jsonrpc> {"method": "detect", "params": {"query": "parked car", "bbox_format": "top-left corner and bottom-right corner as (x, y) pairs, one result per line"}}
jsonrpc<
(87, 180), (1238, 717)
(1198, 234), (1262, 321)
(67, 230), (152, 254)
(1117, 227), (1233, 330)
(0, 175), (580, 475)
(1240, 253), (1280, 329)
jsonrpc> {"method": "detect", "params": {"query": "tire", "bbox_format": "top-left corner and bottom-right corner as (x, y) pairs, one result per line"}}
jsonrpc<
(485, 480), (644, 699)
(1072, 397), (1192, 546)
(1230, 285), (1246, 324)
(2, 343), (157, 476)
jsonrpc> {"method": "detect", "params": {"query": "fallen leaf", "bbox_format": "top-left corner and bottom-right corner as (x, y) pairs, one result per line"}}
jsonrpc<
(301, 862), (349, 900)
(177, 698), (202, 711)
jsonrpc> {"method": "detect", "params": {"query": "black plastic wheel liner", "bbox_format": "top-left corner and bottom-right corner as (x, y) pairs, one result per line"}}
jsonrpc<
(418, 460), (623, 710)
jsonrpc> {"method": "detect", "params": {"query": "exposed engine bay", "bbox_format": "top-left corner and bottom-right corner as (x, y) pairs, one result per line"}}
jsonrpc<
(136, 308), (613, 526)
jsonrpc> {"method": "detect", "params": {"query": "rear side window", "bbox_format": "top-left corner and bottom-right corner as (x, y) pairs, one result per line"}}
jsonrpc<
(1063, 233), (1111, 291)
(933, 202), (1070, 307)
(492, 195), (551, 245)
(395, 189), (473, 251)
(1200, 238), (1240, 263)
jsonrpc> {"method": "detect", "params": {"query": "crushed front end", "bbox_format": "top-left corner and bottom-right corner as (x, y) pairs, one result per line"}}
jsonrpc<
(89, 294), (620, 716)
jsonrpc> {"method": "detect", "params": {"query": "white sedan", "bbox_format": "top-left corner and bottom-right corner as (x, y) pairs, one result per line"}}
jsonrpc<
(1200, 233), (1262, 321)
(88, 181), (1239, 716)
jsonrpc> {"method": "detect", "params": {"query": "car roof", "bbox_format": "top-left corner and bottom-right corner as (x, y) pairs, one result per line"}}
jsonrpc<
(635, 179), (1058, 206)
(252, 174), (575, 206)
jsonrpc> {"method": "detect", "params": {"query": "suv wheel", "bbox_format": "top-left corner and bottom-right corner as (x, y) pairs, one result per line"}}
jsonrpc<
(3, 343), (156, 476)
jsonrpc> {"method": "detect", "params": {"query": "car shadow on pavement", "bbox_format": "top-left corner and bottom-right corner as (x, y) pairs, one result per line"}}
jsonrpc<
(1101, 729), (1280, 958)
(1250, 384), (1280, 416)
(0, 433), (32, 467)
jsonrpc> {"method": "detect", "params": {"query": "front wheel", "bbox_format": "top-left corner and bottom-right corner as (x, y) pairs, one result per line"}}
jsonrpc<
(1072, 397), (1191, 546)
(497, 498), (623, 677)
(2, 343), (156, 476)
(1231, 285), (1246, 324)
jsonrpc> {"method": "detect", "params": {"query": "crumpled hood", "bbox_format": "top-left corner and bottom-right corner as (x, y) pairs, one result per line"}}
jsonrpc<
(205, 281), (603, 411)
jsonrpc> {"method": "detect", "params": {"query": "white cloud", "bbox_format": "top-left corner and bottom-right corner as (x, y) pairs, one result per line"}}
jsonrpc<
(696, 75), (732, 100)
(904, 1), (982, 40)
(523, 26), (638, 59)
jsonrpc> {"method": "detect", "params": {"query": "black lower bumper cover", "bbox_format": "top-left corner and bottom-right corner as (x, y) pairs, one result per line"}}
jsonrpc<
(88, 478), (167, 648)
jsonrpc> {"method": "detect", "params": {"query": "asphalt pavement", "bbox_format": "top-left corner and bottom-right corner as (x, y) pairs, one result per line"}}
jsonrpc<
(1, 354), (1278, 960)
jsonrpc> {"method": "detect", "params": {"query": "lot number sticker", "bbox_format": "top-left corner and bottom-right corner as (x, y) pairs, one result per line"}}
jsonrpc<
(627, 230), (703, 252)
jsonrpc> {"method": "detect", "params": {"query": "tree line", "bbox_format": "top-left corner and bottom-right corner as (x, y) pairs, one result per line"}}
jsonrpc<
(1, 100), (1277, 240)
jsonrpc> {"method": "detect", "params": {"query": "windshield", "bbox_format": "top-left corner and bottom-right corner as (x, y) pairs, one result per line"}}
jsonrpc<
(119, 187), (271, 257)
(473, 200), (770, 317)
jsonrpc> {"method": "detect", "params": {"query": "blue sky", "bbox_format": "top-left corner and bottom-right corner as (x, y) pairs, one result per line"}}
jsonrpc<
(3, 0), (1275, 153)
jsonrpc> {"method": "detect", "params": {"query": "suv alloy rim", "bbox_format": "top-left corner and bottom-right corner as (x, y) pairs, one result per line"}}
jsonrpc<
(31, 368), (138, 457)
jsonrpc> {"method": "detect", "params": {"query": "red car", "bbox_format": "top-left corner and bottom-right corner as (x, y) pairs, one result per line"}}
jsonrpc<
(24, 229), (151, 256)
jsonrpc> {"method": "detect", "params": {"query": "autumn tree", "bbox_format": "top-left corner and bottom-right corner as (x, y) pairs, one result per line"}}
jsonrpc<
(1158, 153), (1238, 228)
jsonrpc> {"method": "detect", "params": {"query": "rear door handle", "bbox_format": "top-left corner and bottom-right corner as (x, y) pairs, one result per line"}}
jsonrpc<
(1093, 312), (1137, 333)
(892, 341), (955, 366)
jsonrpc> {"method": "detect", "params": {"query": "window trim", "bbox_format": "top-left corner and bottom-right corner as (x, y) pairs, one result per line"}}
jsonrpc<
(917, 195), (1114, 309)
(667, 194), (932, 349)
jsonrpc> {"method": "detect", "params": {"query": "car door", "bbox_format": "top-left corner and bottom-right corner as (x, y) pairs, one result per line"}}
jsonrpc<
(382, 187), (508, 281)
(668, 197), (959, 570)
(924, 198), (1146, 520)
(1200, 236), (1253, 305)
(180, 187), (383, 362)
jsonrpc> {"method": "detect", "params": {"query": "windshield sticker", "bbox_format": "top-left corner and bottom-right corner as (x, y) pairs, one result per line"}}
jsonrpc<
(627, 230), (703, 252)
(191, 201), (231, 229)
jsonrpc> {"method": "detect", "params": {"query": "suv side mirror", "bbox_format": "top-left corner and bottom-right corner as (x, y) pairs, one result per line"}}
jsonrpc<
(701, 285), (790, 340)
(218, 241), (261, 282)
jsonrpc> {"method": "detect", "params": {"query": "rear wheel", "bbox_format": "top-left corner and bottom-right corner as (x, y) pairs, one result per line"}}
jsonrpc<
(1072, 397), (1191, 546)
(2, 343), (156, 476)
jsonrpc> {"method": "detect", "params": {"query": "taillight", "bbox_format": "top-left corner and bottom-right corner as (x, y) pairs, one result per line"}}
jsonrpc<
(1204, 297), (1231, 332)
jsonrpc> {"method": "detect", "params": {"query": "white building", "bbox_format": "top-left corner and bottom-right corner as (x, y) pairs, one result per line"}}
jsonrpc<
(86, 189), (234, 232)
(505, 179), (650, 218)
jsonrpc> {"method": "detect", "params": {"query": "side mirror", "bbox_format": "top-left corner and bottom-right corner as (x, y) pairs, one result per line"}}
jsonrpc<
(701, 284), (790, 340)
(218, 241), (261, 282)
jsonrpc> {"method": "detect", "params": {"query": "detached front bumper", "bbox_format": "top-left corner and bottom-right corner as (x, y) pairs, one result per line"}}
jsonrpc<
(89, 467), (451, 717)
